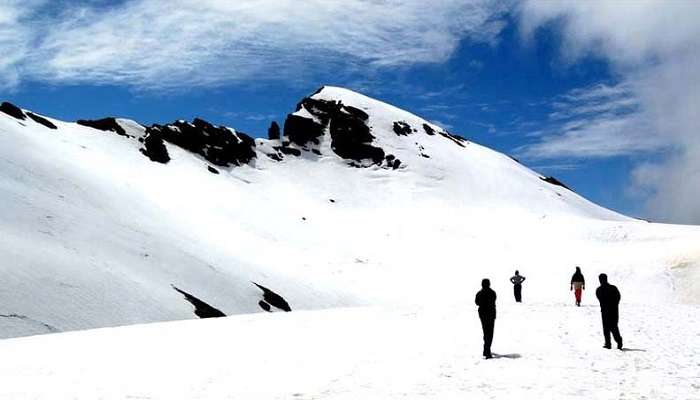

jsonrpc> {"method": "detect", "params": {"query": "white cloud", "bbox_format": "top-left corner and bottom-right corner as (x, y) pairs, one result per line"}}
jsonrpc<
(518, 0), (700, 223)
(0, 0), (44, 89)
(0, 0), (508, 89)
(518, 82), (665, 159)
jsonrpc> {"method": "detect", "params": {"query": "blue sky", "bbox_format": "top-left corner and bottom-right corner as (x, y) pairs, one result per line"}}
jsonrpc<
(1, 1), (699, 223)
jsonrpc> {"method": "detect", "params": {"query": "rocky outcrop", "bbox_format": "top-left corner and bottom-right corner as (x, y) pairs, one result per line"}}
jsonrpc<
(140, 130), (171, 164)
(172, 285), (226, 319)
(283, 114), (325, 147)
(253, 282), (291, 312)
(0, 102), (26, 120)
(393, 121), (413, 136)
(147, 118), (256, 168)
(282, 97), (385, 165)
(27, 112), (57, 130)
(439, 131), (467, 148)
(541, 176), (572, 191)
(76, 117), (128, 137)
(422, 122), (467, 147)
(267, 121), (280, 140)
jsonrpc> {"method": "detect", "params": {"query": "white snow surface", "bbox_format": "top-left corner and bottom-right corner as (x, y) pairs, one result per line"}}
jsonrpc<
(1, 303), (698, 399)
(0, 86), (699, 398)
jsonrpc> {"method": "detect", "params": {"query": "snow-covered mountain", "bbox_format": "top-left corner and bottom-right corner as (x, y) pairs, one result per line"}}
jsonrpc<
(0, 86), (698, 339)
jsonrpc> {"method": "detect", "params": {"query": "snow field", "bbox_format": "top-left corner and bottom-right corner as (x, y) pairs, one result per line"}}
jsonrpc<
(0, 301), (697, 399)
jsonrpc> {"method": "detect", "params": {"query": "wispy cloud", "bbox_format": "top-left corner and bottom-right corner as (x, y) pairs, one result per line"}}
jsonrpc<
(530, 163), (582, 172)
(517, 82), (666, 159)
(518, 0), (700, 223)
(0, 0), (44, 89)
(0, 0), (509, 90)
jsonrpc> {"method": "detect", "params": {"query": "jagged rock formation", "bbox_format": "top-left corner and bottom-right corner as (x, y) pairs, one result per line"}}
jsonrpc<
(77, 117), (129, 137)
(27, 112), (57, 130)
(0, 102), (26, 120)
(146, 118), (256, 167)
(541, 176), (572, 191)
(267, 121), (280, 140)
(172, 286), (226, 319)
(140, 130), (171, 163)
(282, 96), (385, 165)
(253, 283), (292, 312)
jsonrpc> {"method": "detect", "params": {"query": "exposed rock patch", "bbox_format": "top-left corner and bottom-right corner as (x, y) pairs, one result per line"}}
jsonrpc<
(268, 121), (280, 140)
(27, 112), (57, 130)
(283, 114), (325, 147)
(282, 97), (385, 165)
(148, 118), (256, 168)
(172, 285), (226, 319)
(0, 102), (26, 120)
(393, 121), (412, 136)
(422, 123), (436, 136)
(279, 146), (301, 157)
(140, 130), (170, 163)
(258, 300), (272, 312)
(541, 176), (572, 191)
(384, 154), (402, 169)
(439, 131), (467, 148)
(77, 117), (128, 137)
(207, 166), (220, 174)
(253, 282), (292, 312)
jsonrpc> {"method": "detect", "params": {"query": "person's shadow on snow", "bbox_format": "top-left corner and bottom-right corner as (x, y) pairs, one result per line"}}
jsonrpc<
(491, 353), (522, 359)
(620, 348), (646, 352)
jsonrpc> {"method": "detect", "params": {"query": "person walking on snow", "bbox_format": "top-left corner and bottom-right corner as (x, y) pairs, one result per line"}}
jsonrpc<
(596, 273), (623, 350)
(475, 278), (497, 359)
(510, 270), (526, 302)
(570, 266), (585, 306)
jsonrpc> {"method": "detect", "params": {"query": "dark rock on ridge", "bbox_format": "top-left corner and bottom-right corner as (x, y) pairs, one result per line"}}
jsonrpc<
(283, 96), (385, 165)
(283, 114), (325, 147)
(423, 122), (467, 148)
(439, 131), (467, 148)
(76, 117), (128, 137)
(268, 121), (280, 140)
(27, 112), (57, 130)
(0, 102), (26, 120)
(140, 130), (170, 163)
(393, 121), (412, 136)
(279, 146), (301, 157)
(384, 154), (402, 169)
(172, 285), (226, 319)
(148, 118), (256, 168)
(541, 176), (572, 191)
(258, 300), (272, 312)
(253, 282), (292, 312)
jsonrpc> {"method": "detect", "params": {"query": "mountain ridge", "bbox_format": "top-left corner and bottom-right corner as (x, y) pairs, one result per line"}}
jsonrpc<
(0, 86), (697, 340)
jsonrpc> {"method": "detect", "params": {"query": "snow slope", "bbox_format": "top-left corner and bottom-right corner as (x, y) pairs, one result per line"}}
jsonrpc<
(0, 303), (698, 399)
(0, 86), (699, 340)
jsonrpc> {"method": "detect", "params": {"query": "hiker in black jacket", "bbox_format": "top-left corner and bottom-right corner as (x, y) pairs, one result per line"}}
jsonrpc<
(475, 278), (497, 359)
(510, 270), (526, 302)
(595, 273), (623, 350)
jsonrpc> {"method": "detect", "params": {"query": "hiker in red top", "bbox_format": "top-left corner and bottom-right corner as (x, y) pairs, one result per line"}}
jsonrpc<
(570, 266), (585, 306)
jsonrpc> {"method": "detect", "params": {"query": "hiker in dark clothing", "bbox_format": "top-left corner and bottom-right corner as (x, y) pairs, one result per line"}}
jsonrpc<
(510, 270), (526, 302)
(475, 278), (497, 359)
(570, 266), (585, 306)
(595, 273), (623, 350)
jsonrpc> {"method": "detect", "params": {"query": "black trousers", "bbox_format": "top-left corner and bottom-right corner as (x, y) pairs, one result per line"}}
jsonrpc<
(602, 313), (622, 347)
(480, 316), (495, 356)
(513, 284), (522, 302)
